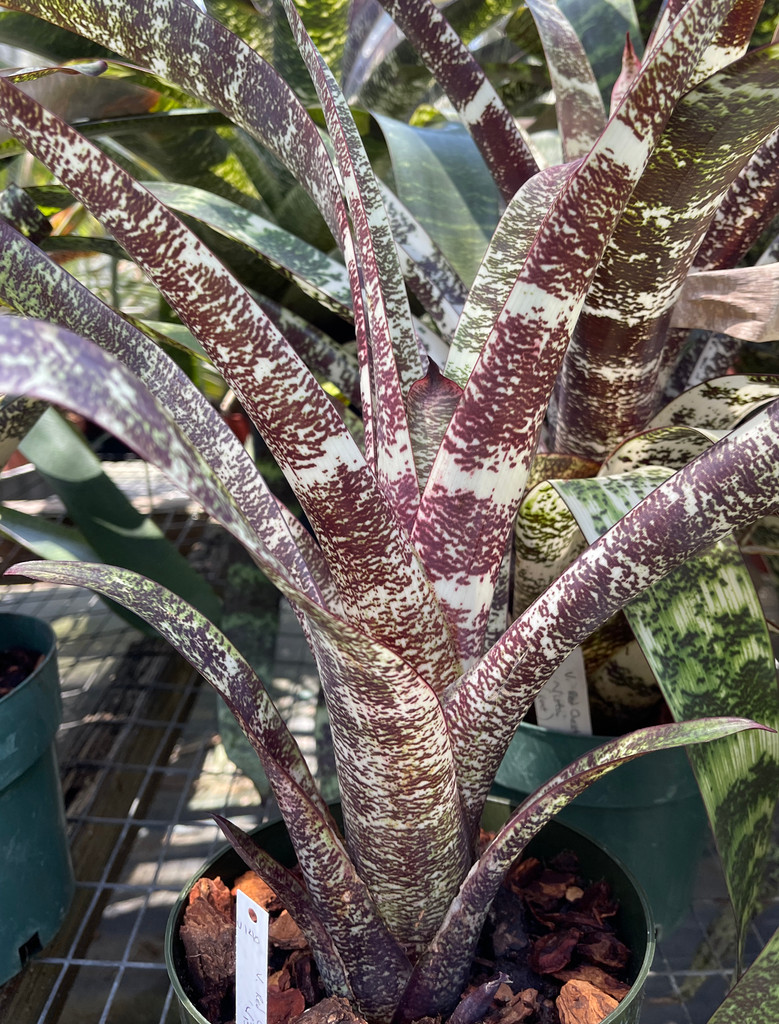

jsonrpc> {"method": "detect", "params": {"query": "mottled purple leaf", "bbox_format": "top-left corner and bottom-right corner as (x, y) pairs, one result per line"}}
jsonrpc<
(397, 718), (767, 1022)
(375, 0), (539, 200)
(525, 0), (606, 160)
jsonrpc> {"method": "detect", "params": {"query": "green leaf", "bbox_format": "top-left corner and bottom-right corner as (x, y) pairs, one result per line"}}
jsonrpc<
(553, 466), (779, 959)
(373, 115), (502, 286)
(706, 924), (779, 1022)
(19, 407), (223, 624)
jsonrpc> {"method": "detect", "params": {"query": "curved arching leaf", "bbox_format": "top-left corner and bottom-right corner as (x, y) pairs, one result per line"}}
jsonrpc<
(552, 467), (779, 958)
(396, 717), (767, 1023)
(553, 43), (779, 460)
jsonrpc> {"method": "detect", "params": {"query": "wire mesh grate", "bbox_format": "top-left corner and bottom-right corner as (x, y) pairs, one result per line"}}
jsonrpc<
(0, 463), (776, 1023)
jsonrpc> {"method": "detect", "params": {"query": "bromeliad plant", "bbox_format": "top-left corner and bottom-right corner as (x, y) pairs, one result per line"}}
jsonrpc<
(0, 0), (778, 1020)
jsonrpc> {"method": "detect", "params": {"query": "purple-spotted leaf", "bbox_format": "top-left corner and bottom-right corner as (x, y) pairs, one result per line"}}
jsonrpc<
(0, 214), (322, 604)
(6, 555), (414, 1019)
(375, 0), (539, 201)
(416, 0), (742, 665)
(273, 0), (423, 529)
(446, 396), (779, 826)
(552, 43), (779, 460)
(145, 181), (354, 318)
(524, 0), (606, 160)
(397, 718), (768, 1023)
(445, 162), (577, 389)
(0, 78), (460, 686)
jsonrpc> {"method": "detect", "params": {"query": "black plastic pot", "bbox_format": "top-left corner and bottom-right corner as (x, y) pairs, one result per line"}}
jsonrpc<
(0, 612), (74, 984)
(493, 722), (710, 937)
(165, 799), (655, 1024)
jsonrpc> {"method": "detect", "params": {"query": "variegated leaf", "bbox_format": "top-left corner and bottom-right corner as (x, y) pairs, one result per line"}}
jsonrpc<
(397, 718), (766, 1023)
(375, 0), (539, 201)
(671, 264), (779, 342)
(553, 43), (779, 460)
(0, 0), (356, 253)
(0, 213), (322, 603)
(445, 162), (577, 389)
(696, 128), (779, 269)
(650, 374), (779, 431)
(599, 425), (718, 475)
(373, 114), (501, 286)
(415, 0), (740, 665)
(0, 79), (461, 685)
(0, 394), (47, 466)
(684, 0), (765, 89)
(446, 396), (779, 827)
(525, 0), (606, 160)
(513, 481), (587, 617)
(304, 616), (471, 952)
(553, 468), (779, 956)
(273, 0), (424, 530)
(145, 181), (354, 318)
(705, 923), (779, 1022)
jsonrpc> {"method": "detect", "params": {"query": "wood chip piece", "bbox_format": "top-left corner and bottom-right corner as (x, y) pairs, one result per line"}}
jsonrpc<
(557, 979), (619, 1024)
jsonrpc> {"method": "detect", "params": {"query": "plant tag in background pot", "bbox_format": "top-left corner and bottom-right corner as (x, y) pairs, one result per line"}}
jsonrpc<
(236, 888), (270, 1024)
(534, 647), (592, 735)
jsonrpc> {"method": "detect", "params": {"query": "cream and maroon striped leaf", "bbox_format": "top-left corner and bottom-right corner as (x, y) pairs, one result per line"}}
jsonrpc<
(0, 78), (460, 685)
(525, 0), (606, 160)
(274, 0), (423, 527)
(552, 43), (779, 461)
(398, 717), (769, 1023)
(375, 0), (539, 201)
(414, 0), (742, 665)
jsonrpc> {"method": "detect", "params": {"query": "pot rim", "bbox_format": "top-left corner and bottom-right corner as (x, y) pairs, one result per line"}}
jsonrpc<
(164, 804), (656, 1024)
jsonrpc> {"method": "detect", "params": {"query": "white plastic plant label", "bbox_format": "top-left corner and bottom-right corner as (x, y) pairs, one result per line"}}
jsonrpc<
(533, 647), (592, 735)
(235, 887), (270, 1024)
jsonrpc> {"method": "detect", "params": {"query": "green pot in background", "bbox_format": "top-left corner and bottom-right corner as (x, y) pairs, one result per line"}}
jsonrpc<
(0, 612), (74, 985)
(165, 799), (655, 1024)
(493, 721), (710, 937)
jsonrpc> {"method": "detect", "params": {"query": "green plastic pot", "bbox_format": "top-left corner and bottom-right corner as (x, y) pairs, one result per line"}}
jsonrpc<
(165, 799), (655, 1024)
(493, 721), (710, 937)
(0, 612), (74, 985)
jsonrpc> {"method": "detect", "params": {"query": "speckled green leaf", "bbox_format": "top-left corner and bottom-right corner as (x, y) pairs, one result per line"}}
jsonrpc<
(553, 466), (779, 956)
(373, 114), (502, 286)
(706, 923), (779, 1022)
(650, 375), (779, 432)
(553, 43), (779, 460)
(0, 394), (47, 465)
